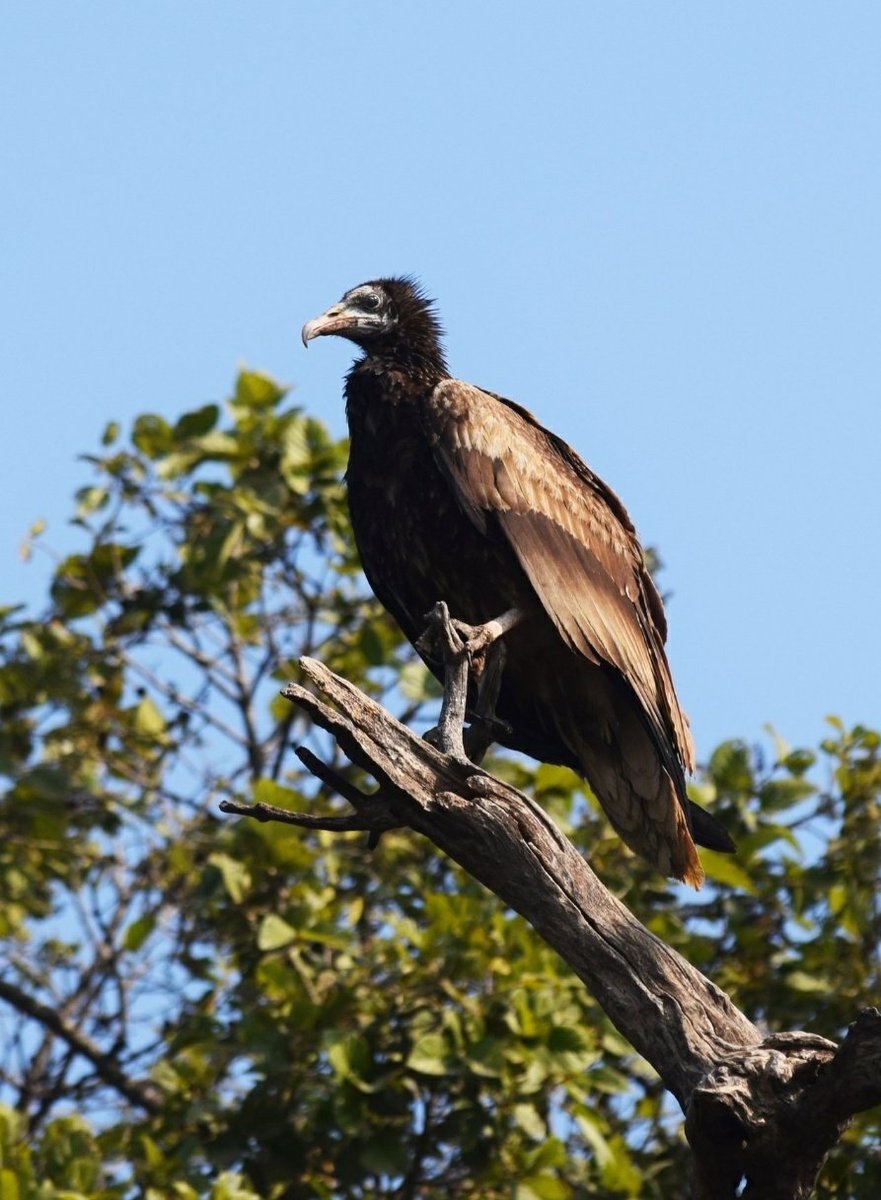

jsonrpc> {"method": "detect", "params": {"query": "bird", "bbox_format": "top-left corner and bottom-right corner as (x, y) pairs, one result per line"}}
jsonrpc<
(302, 276), (733, 886)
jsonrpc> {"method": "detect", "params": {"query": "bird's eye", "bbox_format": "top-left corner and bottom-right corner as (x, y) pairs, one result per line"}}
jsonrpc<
(361, 292), (382, 311)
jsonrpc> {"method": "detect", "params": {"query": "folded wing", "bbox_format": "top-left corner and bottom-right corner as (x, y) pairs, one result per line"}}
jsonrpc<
(426, 378), (695, 785)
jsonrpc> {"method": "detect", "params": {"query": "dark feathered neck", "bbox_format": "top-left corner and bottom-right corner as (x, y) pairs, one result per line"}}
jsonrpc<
(350, 339), (449, 389)
(351, 276), (449, 389)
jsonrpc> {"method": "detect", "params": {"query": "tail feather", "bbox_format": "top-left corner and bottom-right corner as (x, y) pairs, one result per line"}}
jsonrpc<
(518, 652), (732, 889)
(687, 800), (736, 854)
(556, 695), (714, 888)
(569, 730), (705, 888)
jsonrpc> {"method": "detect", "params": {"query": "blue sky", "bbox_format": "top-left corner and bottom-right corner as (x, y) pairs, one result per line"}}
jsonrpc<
(2, 3), (879, 762)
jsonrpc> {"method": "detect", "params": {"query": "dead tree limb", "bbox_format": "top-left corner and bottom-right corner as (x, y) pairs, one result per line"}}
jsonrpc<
(220, 655), (881, 1199)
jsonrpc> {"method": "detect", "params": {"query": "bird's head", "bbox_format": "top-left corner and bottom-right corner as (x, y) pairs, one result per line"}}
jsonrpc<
(302, 277), (447, 374)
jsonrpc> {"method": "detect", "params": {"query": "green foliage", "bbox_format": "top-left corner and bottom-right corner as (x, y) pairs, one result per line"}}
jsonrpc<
(0, 371), (877, 1197)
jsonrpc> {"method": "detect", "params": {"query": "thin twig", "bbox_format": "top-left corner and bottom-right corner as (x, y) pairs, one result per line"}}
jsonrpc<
(0, 977), (162, 1114)
(219, 796), (398, 835)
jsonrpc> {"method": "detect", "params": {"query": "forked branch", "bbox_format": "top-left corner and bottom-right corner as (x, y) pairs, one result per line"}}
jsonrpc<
(223, 647), (881, 1199)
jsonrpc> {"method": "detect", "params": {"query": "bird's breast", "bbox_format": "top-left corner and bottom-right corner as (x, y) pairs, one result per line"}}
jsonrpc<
(344, 393), (527, 641)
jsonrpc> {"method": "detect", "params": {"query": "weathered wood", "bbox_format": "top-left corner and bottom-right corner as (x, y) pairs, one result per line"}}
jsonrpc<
(224, 656), (881, 1197)
(687, 1013), (881, 1199)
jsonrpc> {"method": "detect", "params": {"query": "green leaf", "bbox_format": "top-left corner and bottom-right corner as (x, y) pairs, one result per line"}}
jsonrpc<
(465, 1035), (507, 1077)
(133, 695), (166, 736)
(513, 1102), (546, 1141)
(232, 370), (285, 411)
(74, 486), (109, 516)
(406, 1033), (450, 1076)
(759, 776), (816, 812)
(739, 824), (802, 855)
(709, 740), (754, 794)
(546, 1024), (589, 1054)
(515, 1175), (570, 1200)
(257, 913), (297, 952)
(534, 763), (581, 798)
(574, 1107), (615, 1169)
(359, 1133), (409, 1176)
(174, 404), (220, 440)
(132, 412), (173, 457)
(527, 1138), (569, 1171)
(252, 778), (301, 809)
(123, 913), (156, 952)
(211, 1172), (263, 1200)
(0, 1168), (21, 1200)
(781, 748), (816, 776)
(217, 520), (245, 568)
(700, 851), (756, 892)
(208, 852), (251, 903)
(786, 970), (832, 994)
(326, 1031), (370, 1084)
(398, 659), (442, 702)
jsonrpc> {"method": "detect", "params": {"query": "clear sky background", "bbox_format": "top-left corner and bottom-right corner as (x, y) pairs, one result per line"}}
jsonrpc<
(2, 3), (879, 765)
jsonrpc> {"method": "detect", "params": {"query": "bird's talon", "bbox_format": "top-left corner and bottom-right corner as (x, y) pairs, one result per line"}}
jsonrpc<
(419, 601), (468, 659)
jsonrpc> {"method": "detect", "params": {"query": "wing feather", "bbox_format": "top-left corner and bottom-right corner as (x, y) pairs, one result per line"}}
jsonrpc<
(427, 378), (695, 775)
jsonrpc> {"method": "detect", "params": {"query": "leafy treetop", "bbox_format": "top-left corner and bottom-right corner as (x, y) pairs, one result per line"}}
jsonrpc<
(0, 371), (877, 1198)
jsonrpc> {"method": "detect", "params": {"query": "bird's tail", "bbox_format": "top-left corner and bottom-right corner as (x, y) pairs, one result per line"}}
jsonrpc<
(557, 705), (705, 887)
(590, 757), (705, 888)
(688, 799), (736, 854)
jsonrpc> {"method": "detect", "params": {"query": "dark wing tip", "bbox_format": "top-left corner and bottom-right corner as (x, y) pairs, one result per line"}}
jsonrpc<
(688, 800), (736, 853)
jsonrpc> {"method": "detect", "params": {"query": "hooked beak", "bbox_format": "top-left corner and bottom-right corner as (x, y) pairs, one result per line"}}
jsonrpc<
(301, 304), (350, 347)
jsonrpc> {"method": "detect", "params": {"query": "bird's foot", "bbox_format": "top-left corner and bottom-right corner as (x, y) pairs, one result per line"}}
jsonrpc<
(417, 604), (522, 674)
(418, 602), (519, 765)
(448, 617), (495, 674)
(416, 601), (467, 661)
(418, 602), (471, 763)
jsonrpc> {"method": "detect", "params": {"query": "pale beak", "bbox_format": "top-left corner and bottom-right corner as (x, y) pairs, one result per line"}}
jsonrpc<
(301, 304), (349, 347)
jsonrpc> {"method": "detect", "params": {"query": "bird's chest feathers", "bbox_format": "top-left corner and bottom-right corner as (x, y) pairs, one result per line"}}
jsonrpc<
(346, 387), (458, 545)
(344, 377), (508, 627)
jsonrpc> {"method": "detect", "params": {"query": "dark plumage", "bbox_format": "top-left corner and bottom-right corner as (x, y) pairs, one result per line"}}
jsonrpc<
(302, 277), (733, 886)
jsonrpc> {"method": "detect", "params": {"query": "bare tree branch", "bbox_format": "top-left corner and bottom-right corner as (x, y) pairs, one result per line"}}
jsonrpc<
(223, 655), (881, 1199)
(0, 976), (163, 1115)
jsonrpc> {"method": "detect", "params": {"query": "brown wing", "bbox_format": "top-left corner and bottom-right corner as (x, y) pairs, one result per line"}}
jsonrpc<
(426, 378), (695, 778)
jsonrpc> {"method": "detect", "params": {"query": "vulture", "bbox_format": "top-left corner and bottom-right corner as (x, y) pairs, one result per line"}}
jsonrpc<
(302, 277), (733, 886)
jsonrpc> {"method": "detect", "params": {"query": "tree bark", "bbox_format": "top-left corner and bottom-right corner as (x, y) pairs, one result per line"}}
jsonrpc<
(221, 656), (881, 1198)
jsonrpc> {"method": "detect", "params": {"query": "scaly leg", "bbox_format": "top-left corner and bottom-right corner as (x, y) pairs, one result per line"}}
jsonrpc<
(418, 602), (523, 763)
(462, 637), (510, 763)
